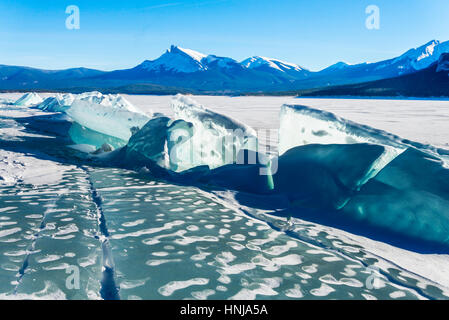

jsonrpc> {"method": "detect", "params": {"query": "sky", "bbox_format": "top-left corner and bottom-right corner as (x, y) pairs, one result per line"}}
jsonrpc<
(0, 0), (449, 71)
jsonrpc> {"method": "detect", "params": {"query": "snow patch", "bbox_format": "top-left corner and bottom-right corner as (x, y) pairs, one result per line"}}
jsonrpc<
(0, 150), (75, 186)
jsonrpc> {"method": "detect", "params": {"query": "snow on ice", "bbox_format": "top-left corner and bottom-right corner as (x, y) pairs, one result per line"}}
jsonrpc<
(2, 92), (449, 300)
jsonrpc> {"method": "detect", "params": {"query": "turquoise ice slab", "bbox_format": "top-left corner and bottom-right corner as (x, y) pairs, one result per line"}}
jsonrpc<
(88, 168), (423, 300)
(69, 122), (127, 149)
(273, 144), (385, 209)
(343, 148), (449, 246)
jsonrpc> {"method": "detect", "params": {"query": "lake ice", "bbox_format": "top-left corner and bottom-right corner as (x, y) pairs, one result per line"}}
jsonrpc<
(0, 92), (448, 300)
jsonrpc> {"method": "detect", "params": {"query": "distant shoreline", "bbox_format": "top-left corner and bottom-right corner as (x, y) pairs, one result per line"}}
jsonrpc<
(2, 89), (449, 101)
(293, 95), (449, 101)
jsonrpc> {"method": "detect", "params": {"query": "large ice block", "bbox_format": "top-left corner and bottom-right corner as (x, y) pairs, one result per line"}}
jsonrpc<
(125, 116), (173, 168)
(278, 104), (411, 181)
(342, 147), (449, 246)
(199, 149), (274, 194)
(273, 143), (385, 209)
(68, 122), (128, 149)
(121, 95), (260, 173)
(66, 92), (152, 141)
(278, 105), (449, 247)
(169, 95), (258, 171)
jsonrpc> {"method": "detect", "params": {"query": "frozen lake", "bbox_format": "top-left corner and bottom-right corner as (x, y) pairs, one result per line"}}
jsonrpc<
(2, 93), (449, 149)
(1, 92), (449, 300)
(124, 95), (449, 150)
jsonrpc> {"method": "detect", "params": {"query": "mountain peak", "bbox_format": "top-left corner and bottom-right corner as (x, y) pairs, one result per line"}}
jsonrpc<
(423, 39), (439, 47)
(394, 39), (449, 70)
(320, 61), (349, 72)
(168, 45), (207, 62)
(139, 45), (208, 73)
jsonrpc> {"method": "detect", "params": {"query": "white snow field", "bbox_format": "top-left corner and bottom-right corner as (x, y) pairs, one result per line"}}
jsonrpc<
(0, 92), (448, 300)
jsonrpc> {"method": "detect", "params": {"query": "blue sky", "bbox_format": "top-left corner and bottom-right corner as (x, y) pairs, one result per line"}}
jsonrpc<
(1, 0), (449, 71)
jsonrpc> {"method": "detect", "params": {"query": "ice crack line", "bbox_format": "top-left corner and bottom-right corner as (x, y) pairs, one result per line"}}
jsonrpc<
(13, 194), (61, 295)
(82, 166), (120, 300)
(205, 189), (434, 300)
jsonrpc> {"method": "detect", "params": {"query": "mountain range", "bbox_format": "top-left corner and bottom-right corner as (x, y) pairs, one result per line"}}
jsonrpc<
(1, 40), (449, 96)
(293, 52), (449, 98)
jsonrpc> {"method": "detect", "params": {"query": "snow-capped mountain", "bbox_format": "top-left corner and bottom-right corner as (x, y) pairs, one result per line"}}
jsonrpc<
(289, 39), (449, 90)
(96, 39), (449, 92)
(139, 45), (208, 73)
(97, 45), (310, 92)
(392, 40), (449, 71)
(319, 40), (449, 76)
(1, 40), (449, 94)
(137, 46), (306, 76)
(300, 52), (449, 97)
(319, 61), (350, 73)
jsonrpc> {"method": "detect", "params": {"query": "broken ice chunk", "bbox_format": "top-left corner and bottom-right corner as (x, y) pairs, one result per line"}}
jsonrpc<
(279, 104), (408, 179)
(66, 92), (152, 141)
(13, 92), (43, 106)
(342, 147), (449, 246)
(170, 95), (258, 171)
(38, 93), (74, 112)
